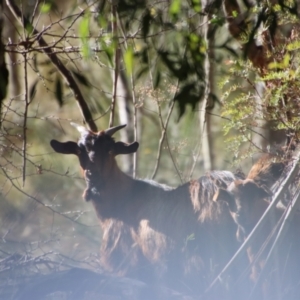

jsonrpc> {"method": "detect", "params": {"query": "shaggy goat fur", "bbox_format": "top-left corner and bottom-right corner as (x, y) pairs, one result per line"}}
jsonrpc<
(214, 156), (300, 300)
(51, 124), (246, 296)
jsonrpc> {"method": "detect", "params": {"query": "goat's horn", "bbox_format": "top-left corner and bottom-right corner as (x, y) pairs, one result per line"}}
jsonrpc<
(105, 124), (127, 136)
(71, 122), (90, 135)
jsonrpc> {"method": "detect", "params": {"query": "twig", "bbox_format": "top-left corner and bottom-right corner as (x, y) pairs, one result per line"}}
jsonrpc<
(0, 165), (96, 228)
(6, 0), (97, 131)
(109, 3), (119, 128)
(0, 0), (9, 128)
(30, 0), (41, 25)
(22, 50), (29, 186)
(152, 98), (182, 182)
(128, 72), (138, 178)
(204, 110), (269, 142)
(165, 129), (183, 184)
(150, 53), (185, 182)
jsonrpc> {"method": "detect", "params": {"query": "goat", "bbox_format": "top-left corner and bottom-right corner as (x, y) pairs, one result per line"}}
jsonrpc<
(50, 124), (245, 296)
(214, 157), (300, 299)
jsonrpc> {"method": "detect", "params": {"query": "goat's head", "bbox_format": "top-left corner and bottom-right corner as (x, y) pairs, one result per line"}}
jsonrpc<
(213, 179), (271, 238)
(50, 124), (139, 201)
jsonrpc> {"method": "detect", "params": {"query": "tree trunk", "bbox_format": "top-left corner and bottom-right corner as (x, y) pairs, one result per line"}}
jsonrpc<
(199, 0), (215, 171)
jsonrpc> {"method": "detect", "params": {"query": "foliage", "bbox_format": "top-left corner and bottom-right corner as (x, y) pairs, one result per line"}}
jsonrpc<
(1, 0), (224, 266)
(1, 0), (300, 298)
(220, 0), (300, 159)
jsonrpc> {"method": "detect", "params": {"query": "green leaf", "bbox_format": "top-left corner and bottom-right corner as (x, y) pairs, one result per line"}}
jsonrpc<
(71, 71), (90, 87)
(287, 40), (300, 51)
(55, 77), (63, 107)
(40, 3), (52, 14)
(158, 50), (189, 81)
(79, 13), (91, 59)
(210, 16), (225, 26)
(0, 63), (8, 101)
(191, 0), (201, 13)
(29, 79), (38, 102)
(25, 22), (34, 33)
(142, 9), (152, 39)
(154, 71), (161, 89)
(79, 14), (90, 38)
(135, 66), (149, 80)
(99, 36), (114, 66)
(104, 47), (113, 66)
(98, 14), (107, 29)
(81, 43), (91, 59)
(283, 53), (290, 67)
(169, 0), (181, 17)
(124, 47), (134, 75)
(32, 54), (38, 71)
(232, 10), (238, 17)
(175, 82), (204, 120)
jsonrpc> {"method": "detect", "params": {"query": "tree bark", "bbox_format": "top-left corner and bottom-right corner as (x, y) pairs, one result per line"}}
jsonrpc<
(199, 0), (215, 171)
(0, 0), (9, 127)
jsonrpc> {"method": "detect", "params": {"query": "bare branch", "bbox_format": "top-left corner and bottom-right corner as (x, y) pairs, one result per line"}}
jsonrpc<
(6, 0), (97, 131)
(150, 46), (185, 181)
(151, 85), (180, 181)
(109, 3), (119, 128)
(22, 51), (29, 186)
(0, 164), (97, 228)
(0, 0), (9, 128)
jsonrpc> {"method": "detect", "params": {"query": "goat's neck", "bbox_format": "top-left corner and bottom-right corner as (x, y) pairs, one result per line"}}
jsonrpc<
(251, 199), (270, 227)
(83, 159), (134, 221)
(86, 159), (132, 195)
(103, 163), (133, 196)
(240, 199), (284, 243)
(236, 199), (271, 237)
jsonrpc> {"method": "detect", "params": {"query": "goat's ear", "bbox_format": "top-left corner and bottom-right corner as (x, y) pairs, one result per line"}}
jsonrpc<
(114, 141), (139, 155)
(50, 140), (79, 155)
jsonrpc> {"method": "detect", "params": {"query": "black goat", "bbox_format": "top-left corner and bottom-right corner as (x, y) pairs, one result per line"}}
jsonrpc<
(50, 124), (245, 296)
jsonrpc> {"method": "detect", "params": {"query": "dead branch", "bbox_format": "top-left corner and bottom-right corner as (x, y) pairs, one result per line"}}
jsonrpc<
(22, 51), (28, 186)
(0, 0), (9, 128)
(5, 0), (97, 131)
(109, 3), (119, 128)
